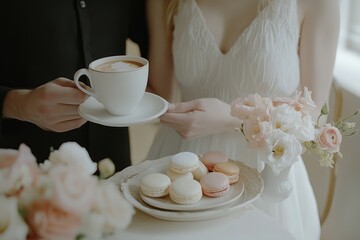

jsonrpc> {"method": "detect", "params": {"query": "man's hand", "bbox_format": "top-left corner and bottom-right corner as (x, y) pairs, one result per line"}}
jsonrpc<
(3, 78), (89, 132)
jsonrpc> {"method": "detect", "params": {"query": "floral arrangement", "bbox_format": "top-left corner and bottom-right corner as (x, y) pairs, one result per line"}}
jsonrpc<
(0, 142), (134, 240)
(230, 87), (359, 175)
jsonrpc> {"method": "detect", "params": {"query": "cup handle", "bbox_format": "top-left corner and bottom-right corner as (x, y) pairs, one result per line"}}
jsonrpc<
(74, 68), (97, 98)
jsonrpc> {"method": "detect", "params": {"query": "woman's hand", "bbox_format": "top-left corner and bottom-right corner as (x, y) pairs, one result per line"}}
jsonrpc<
(160, 98), (242, 139)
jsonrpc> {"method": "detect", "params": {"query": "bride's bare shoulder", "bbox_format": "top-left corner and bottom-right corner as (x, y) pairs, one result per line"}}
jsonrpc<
(297, 0), (340, 24)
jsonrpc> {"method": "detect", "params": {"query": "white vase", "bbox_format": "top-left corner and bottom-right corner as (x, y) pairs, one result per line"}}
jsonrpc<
(260, 164), (293, 203)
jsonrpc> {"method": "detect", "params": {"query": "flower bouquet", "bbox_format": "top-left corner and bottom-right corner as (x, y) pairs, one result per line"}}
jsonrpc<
(0, 142), (134, 240)
(230, 87), (358, 202)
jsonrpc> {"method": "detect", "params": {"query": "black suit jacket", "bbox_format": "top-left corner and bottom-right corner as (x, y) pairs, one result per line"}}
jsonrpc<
(0, 0), (148, 172)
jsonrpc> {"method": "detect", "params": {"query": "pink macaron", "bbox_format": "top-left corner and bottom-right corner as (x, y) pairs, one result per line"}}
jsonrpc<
(201, 151), (228, 171)
(200, 172), (230, 197)
(213, 162), (240, 184)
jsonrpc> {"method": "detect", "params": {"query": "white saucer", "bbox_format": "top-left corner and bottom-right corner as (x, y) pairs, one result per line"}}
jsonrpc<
(139, 178), (244, 211)
(78, 92), (168, 127)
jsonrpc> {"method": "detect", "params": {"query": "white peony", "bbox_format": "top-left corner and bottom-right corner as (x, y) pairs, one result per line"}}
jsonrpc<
(48, 142), (97, 175)
(259, 129), (302, 175)
(270, 104), (302, 135)
(296, 114), (316, 142)
(0, 196), (28, 240)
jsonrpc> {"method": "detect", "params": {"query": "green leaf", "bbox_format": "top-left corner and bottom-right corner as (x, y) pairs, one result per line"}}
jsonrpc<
(76, 233), (86, 240)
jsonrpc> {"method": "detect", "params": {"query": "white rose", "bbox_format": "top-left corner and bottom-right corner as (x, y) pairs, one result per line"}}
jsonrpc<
(80, 212), (105, 240)
(0, 196), (28, 240)
(94, 180), (134, 234)
(49, 142), (97, 175)
(48, 164), (97, 215)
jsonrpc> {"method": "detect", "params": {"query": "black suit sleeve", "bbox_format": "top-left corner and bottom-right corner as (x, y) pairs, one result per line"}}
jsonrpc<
(0, 86), (13, 133)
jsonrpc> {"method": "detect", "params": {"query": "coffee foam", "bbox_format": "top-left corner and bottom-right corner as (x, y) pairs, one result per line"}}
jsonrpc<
(95, 60), (142, 72)
(110, 61), (138, 71)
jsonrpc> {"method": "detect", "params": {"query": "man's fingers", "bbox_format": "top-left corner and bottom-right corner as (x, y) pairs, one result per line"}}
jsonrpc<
(45, 83), (88, 105)
(50, 117), (88, 133)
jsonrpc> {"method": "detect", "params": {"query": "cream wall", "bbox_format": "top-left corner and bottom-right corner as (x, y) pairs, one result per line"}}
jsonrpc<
(126, 40), (159, 165)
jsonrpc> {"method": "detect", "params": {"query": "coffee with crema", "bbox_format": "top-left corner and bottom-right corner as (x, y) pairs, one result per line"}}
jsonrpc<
(94, 60), (143, 72)
(74, 55), (149, 115)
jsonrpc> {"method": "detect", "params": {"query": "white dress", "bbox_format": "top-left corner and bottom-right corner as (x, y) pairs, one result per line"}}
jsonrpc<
(147, 0), (320, 239)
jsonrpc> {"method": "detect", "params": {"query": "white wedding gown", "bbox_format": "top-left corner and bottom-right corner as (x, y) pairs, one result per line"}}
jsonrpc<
(147, 0), (320, 239)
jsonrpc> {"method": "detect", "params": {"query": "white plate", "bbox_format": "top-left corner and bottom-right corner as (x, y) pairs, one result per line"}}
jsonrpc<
(111, 156), (263, 222)
(139, 177), (244, 211)
(78, 92), (168, 127)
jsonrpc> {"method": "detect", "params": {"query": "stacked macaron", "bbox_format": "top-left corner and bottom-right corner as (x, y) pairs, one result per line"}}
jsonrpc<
(213, 162), (240, 184)
(139, 150), (241, 204)
(200, 150), (240, 185)
(169, 178), (202, 205)
(140, 173), (171, 197)
(167, 152), (199, 181)
(167, 152), (203, 204)
(201, 151), (228, 171)
(140, 152), (203, 205)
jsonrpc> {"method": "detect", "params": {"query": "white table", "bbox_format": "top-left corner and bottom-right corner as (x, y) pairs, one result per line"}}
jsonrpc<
(110, 158), (296, 240)
(118, 206), (295, 240)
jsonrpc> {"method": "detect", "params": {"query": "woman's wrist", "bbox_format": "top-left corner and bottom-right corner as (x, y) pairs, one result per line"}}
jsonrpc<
(224, 103), (243, 133)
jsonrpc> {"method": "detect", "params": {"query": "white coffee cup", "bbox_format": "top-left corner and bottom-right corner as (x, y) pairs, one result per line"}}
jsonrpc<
(74, 55), (148, 116)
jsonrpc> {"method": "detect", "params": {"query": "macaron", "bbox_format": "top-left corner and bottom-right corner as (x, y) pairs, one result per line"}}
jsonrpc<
(200, 172), (230, 197)
(140, 173), (171, 197)
(213, 162), (240, 184)
(168, 152), (200, 174)
(169, 178), (202, 204)
(166, 167), (193, 181)
(201, 151), (228, 171)
(191, 161), (208, 181)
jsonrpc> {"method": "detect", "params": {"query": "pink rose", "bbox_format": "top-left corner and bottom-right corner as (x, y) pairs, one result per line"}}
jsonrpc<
(0, 144), (39, 196)
(93, 181), (134, 233)
(48, 165), (97, 215)
(231, 94), (267, 120)
(273, 97), (304, 112)
(27, 201), (81, 240)
(0, 149), (17, 169)
(272, 97), (294, 107)
(317, 124), (342, 153)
